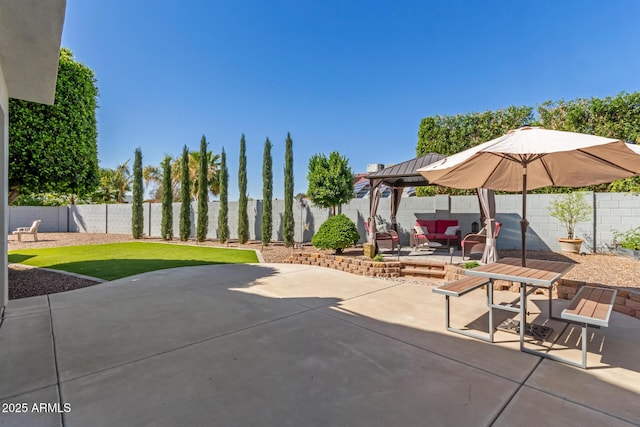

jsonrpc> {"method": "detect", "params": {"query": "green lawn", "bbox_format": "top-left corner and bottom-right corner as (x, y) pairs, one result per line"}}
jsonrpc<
(8, 242), (259, 281)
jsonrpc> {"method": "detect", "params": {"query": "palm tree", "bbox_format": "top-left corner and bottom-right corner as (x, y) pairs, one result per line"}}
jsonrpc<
(112, 160), (131, 203)
(142, 165), (162, 201)
(171, 150), (221, 200)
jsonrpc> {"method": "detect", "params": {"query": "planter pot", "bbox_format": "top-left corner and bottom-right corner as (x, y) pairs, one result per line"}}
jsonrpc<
(616, 247), (640, 260)
(558, 238), (583, 253)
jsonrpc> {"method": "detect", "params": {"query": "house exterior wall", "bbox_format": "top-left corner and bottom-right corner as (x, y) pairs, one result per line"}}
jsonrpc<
(1, 63), (8, 307)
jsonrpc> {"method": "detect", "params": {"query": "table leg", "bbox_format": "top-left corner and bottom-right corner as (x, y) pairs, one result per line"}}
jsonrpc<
(520, 282), (526, 351)
(487, 279), (494, 342)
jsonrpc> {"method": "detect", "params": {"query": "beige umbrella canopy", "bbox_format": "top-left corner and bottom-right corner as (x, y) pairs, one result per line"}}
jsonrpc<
(418, 126), (640, 266)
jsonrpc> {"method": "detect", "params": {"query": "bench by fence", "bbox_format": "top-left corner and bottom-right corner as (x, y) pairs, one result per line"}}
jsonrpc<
(433, 276), (491, 341)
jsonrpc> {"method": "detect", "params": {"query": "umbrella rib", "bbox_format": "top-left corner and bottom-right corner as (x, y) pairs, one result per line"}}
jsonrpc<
(576, 148), (639, 174)
(496, 153), (546, 165)
(539, 157), (557, 186)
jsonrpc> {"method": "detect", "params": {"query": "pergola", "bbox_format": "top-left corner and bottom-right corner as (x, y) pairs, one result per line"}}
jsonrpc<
(366, 153), (445, 244)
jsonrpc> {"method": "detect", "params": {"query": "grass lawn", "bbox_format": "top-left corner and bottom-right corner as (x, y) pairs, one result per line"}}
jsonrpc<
(8, 242), (259, 281)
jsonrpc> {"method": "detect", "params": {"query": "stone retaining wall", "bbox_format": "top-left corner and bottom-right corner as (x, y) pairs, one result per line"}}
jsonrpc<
(288, 253), (401, 278)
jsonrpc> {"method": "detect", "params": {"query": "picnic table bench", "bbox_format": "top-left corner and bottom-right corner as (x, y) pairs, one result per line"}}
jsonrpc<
(433, 276), (492, 341)
(560, 285), (617, 368)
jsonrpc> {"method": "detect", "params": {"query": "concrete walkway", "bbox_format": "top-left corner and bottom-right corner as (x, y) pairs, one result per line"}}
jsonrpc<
(1, 264), (638, 426)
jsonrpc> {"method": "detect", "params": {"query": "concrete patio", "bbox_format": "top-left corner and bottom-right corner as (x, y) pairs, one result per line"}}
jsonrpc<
(1, 263), (638, 426)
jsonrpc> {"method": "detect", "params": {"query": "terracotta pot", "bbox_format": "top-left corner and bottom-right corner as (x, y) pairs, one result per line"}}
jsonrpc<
(558, 238), (583, 253)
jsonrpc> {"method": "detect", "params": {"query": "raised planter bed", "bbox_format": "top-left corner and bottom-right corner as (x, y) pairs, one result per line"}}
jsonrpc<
(617, 247), (640, 261)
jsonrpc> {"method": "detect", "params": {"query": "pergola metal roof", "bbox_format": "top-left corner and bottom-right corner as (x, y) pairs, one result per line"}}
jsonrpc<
(366, 153), (445, 187)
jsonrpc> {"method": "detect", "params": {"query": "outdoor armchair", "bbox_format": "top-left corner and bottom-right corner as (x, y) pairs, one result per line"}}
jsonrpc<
(462, 222), (501, 259)
(13, 219), (41, 242)
(365, 221), (400, 255)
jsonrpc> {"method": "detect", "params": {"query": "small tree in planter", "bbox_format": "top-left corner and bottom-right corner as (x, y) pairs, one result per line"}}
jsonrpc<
(311, 214), (359, 254)
(548, 192), (592, 253)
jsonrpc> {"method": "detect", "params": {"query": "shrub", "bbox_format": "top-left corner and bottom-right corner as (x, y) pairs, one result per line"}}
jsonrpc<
(311, 214), (359, 254)
(372, 254), (384, 262)
(613, 227), (640, 250)
(464, 261), (480, 269)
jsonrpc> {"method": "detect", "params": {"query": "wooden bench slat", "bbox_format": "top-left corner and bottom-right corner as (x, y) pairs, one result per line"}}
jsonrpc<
(433, 276), (489, 297)
(562, 286), (616, 327)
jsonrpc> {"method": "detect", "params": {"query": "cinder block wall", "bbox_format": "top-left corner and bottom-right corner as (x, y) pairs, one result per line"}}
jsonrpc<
(8, 192), (640, 252)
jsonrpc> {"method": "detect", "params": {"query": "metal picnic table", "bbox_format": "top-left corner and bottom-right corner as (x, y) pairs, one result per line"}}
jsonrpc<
(464, 257), (574, 357)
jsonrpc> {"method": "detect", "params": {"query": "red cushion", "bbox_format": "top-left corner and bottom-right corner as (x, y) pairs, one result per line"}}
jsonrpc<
(436, 220), (458, 234)
(416, 220), (436, 234)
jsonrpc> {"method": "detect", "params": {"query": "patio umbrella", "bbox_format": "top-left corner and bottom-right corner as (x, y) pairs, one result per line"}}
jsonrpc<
(418, 126), (640, 266)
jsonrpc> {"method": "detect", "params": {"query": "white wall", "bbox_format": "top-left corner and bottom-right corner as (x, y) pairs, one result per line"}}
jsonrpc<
(9, 192), (640, 254)
(1, 63), (8, 308)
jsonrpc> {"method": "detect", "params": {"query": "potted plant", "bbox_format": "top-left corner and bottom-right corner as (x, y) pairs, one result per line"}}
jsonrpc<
(613, 227), (640, 260)
(548, 192), (592, 253)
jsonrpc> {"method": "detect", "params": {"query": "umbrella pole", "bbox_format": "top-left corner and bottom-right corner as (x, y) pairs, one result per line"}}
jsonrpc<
(520, 167), (529, 267)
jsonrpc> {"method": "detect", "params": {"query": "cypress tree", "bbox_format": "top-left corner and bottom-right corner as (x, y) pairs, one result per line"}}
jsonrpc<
(218, 148), (229, 243)
(261, 137), (273, 246)
(132, 148), (144, 239)
(196, 135), (209, 242)
(283, 132), (295, 247)
(179, 145), (191, 241)
(161, 155), (173, 240)
(238, 134), (249, 244)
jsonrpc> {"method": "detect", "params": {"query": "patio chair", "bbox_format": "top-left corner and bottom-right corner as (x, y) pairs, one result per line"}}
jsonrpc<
(462, 222), (501, 259)
(13, 219), (41, 242)
(365, 221), (400, 255)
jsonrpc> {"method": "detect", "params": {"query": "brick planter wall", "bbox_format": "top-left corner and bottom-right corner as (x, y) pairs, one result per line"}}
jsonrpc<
(288, 253), (401, 278)
(444, 266), (640, 320)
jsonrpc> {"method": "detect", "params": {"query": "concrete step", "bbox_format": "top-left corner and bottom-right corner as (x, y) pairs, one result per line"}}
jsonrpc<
(399, 260), (447, 279)
(400, 267), (446, 279)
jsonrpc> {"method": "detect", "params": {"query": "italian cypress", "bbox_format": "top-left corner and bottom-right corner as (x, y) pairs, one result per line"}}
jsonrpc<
(238, 134), (249, 244)
(179, 145), (191, 241)
(218, 148), (229, 243)
(161, 155), (173, 240)
(283, 132), (295, 247)
(262, 137), (273, 246)
(131, 148), (144, 239)
(196, 135), (209, 242)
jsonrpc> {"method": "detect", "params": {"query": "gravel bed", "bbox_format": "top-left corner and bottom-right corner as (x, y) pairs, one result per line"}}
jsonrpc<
(7, 233), (640, 300)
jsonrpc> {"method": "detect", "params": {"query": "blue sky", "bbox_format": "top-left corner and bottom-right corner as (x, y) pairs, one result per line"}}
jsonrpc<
(61, 1), (640, 200)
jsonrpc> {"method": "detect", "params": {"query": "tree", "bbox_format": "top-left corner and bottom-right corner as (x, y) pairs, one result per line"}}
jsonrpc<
(262, 137), (273, 246)
(8, 48), (99, 204)
(283, 133), (295, 246)
(161, 155), (173, 240)
(179, 145), (191, 241)
(218, 148), (229, 243)
(196, 135), (209, 242)
(171, 150), (221, 201)
(142, 165), (162, 202)
(538, 92), (640, 193)
(131, 148), (144, 239)
(238, 134), (249, 244)
(112, 160), (132, 203)
(307, 151), (354, 215)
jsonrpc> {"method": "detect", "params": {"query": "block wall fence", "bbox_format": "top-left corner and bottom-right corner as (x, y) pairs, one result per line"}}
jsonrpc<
(8, 192), (640, 253)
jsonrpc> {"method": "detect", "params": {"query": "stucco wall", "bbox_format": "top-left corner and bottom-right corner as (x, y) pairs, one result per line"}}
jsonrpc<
(1, 63), (8, 307)
(8, 192), (640, 253)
